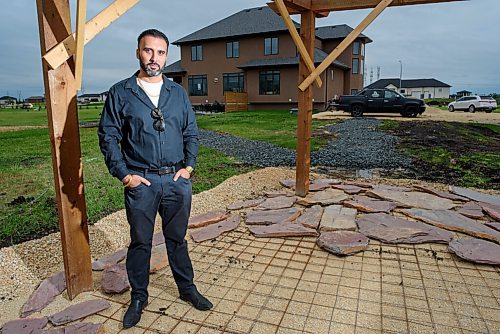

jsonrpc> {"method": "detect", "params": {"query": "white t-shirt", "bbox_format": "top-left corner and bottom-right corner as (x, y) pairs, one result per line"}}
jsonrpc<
(137, 78), (162, 107)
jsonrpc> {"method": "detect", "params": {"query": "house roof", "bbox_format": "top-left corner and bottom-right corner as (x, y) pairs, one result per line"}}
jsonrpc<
(457, 90), (472, 93)
(163, 60), (187, 75)
(315, 25), (372, 43)
(78, 93), (102, 98)
(365, 78), (451, 89)
(0, 96), (16, 100)
(26, 96), (44, 99)
(174, 6), (296, 45)
(174, 6), (370, 45)
(238, 48), (350, 70)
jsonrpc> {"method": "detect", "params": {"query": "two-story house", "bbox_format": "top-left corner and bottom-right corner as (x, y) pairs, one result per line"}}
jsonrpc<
(164, 6), (371, 110)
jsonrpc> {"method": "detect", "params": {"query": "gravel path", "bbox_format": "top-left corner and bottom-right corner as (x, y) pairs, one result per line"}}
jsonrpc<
(200, 117), (411, 169)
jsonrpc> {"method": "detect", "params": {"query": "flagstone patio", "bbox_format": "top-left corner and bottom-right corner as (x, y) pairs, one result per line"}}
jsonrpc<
(2, 169), (499, 333)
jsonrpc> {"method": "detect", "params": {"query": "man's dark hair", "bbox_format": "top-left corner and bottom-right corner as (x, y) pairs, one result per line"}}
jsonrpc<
(137, 29), (169, 48)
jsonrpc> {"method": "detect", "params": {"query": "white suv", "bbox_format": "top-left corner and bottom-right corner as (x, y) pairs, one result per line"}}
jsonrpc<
(448, 96), (497, 113)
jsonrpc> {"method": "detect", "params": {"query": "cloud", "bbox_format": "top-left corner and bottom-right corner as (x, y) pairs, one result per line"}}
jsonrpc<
(1, 0), (498, 98)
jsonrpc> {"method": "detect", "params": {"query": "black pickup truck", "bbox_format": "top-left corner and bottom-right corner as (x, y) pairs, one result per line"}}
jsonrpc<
(333, 88), (426, 117)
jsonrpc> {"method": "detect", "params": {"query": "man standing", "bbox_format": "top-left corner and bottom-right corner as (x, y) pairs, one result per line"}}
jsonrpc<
(98, 29), (212, 329)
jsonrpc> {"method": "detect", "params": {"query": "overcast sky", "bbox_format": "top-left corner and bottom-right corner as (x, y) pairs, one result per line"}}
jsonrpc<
(1, 0), (499, 99)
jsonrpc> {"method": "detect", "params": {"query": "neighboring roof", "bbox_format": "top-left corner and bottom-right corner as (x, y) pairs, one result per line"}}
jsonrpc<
(26, 96), (44, 99)
(78, 93), (102, 98)
(174, 6), (296, 45)
(238, 48), (350, 70)
(174, 6), (370, 45)
(315, 25), (372, 43)
(365, 78), (451, 89)
(457, 90), (472, 93)
(163, 60), (187, 75)
(0, 96), (16, 100)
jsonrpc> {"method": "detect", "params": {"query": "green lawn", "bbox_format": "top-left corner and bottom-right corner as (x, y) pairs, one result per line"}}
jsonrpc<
(0, 104), (103, 126)
(0, 126), (253, 247)
(0, 108), (335, 247)
(196, 110), (332, 150)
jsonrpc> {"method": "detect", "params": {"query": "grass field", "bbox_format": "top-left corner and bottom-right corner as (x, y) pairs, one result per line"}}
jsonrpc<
(0, 108), (332, 247)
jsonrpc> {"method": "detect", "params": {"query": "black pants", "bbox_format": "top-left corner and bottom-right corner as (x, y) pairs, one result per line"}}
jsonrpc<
(124, 172), (195, 302)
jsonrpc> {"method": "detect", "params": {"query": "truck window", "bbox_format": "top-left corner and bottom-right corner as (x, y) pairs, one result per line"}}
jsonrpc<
(384, 90), (397, 99)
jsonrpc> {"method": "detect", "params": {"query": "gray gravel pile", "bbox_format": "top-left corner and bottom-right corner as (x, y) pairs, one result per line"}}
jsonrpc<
(199, 117), (411, 169)
(199, 129), (295, 166)
(312, 118), (412, 169)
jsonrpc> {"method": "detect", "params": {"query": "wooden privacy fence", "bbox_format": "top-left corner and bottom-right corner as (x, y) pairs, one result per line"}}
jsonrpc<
(224, 92), (248, 112)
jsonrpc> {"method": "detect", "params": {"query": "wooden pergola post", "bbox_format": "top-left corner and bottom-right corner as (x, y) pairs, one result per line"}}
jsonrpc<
(36, 0), (92, 299)
(295, 10), (315, 197)
(270, 0), (462, 197)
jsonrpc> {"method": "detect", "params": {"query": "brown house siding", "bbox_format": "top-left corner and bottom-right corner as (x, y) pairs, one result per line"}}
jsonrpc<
(173, 33), (365, 109)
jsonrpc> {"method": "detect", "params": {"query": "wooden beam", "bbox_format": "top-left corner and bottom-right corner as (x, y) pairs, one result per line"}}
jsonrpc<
(43, 0), (140, 70)
(274, 0), (322, 88)
(36, 0), (93, 299)
(295, 10), (315, 197)
(310, 0), (464, 11)
(74, 0), (87, 90)
(267, 1), (329, 17)
(299, 0), (394, 91)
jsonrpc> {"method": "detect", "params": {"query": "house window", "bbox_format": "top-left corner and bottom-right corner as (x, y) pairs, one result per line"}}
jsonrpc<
(191, 45), (202, 61)
(264, 37), (279, 55)
(361, 43), (365, 56)
(223, 73), (245, 92)
(226, 41), (239, 58)
(259, 70), (280, 95)
(353, 41), (360, 55)
(188, 75), (207, 96)
(438, 88), (442, 92)
(352, 58), (359, 74)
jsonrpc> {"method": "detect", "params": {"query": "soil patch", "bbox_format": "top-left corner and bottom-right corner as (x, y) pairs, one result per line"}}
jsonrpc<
(386, 121), (499, 189)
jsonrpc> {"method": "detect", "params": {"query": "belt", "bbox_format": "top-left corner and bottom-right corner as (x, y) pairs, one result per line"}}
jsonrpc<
(129, 162), (184, 175)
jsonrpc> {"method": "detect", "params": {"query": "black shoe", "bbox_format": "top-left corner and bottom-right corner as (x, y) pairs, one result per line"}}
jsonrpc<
(123, 299), (148, 329)
(180, 288), (213, 311)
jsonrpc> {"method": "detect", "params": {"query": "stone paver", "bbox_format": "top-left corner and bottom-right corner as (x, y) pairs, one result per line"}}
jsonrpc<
(402, 208), (500, 242)
(317, 231), (369, 255)
(320, 205), (357, 231)
(21, 271), (65, 318)
(448, 238), (500, 265)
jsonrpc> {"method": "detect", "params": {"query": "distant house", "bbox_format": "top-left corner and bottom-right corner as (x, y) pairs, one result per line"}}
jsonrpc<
(25, 96), (45, 103)
(0, 96), (17, 105)
(164, 6), (372, 110)
(366, 78), (451, 99)
(456, 90), (472, 98)
(77, 92), (107, 103)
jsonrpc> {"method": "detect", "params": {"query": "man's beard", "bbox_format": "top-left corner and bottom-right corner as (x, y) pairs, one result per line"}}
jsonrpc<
(140, 60), (165, 77)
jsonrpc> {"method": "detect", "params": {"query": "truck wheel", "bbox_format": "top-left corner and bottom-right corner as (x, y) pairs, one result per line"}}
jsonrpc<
(448, 105), (454, 112)
(468, 105), (475, 113)
(351, 105), (364, 117)
(404, 106), (418, 118)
